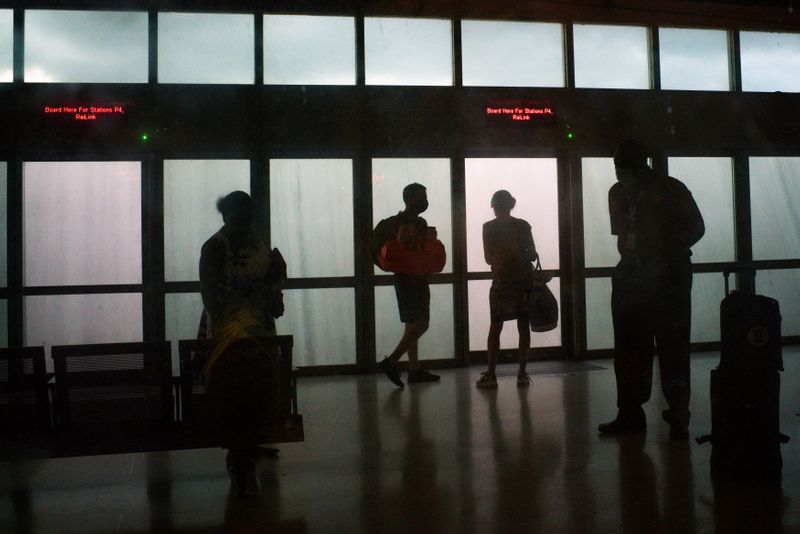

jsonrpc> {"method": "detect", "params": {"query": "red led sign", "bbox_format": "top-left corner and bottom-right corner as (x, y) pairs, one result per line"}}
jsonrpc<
(483, 99), (556, 125)
(43, 105), (126, 121)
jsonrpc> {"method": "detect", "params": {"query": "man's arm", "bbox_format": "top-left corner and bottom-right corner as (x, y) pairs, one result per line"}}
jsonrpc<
(199, 237), (225, 322)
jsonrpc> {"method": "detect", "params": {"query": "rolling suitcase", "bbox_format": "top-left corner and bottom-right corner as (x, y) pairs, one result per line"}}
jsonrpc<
(697, 270), (789, 482)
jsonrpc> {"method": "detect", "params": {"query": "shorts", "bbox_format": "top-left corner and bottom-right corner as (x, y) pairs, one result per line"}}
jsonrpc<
(489, 283), (531, 323)
(394, 274), (430, 323)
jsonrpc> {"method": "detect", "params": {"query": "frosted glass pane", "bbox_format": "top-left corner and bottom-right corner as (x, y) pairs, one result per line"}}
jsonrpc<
(0, 299), (6, 348)
(461, 20), (564, 87)
(465, 158), (559, 272)
(741, 31), (800, 93)
(23, 162), (142, 286)
(375, 284), (454, 360)
(586, 277), (613, 350)
(164, 160), (250, 282)
(158, 13), (254, 84)
(582, 158), (619, 268)
(468, 279), (561, 350)
(659, 28), (730, 91)
(668, 158), (734, 263)
(750, 157), (800, 260)
(574, 24), (650, 89)
(372, 158), (452, 273)
(270, 159), (354, 278)
(691, 273), (726, 343)
(25, 10), (148, 83)
(758, 269), (800, 336)
(0, 162), (6, 286)
(25, 294), (143, 370)
(365, 17), (452, 86)
(165, 292), (204, 375)
(0, 10), (11, 82)
(277, 288), (355, 366)
(264, 15), (355, 85)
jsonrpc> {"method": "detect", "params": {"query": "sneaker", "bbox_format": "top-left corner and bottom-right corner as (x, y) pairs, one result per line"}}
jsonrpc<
(662, 410), (690, 440)
(598, 409), (646, 434)
(517, 372), (532, 387)
(476, 371), (497, 389)
(378, 358), (404, 388)
(407, 368), (441, 383)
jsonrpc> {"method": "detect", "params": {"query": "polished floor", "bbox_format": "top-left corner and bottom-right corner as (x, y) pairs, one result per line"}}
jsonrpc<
(2, 350), (799, 534)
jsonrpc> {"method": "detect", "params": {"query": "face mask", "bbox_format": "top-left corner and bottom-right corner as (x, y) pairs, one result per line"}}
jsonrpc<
(615, 167), (636, 186)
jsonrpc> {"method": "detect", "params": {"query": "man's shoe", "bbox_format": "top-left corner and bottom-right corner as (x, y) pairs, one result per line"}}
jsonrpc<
(407, 368), (441, 383)
(476, 372), (498, 389)
(663, 410), (690, 440)
(517, 372), (532, 387)
(598, 412), (646, 434)
(378, 358), (404, 388)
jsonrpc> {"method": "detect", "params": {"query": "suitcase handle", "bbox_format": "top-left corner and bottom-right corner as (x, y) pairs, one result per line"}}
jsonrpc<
(723, 267), (756, 295)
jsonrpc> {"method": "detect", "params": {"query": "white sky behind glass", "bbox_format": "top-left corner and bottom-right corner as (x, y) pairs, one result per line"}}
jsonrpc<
(0, 162), (6, 287)
(270, 159), (354, 278)
(574, 24), (650, 89)
(159, 13), (254, 84)
(24, 10), (148, 83)
(468, 278), (561, 350)
(264, 15), (355, 85)
(165, 292), (203, 374)
(582, 158), (618, 268)
(0, 10), (12, 82)
(163, 160), (250, 282)
(461, 20), (564, 87)
(750, 157), (800, 260)
(371, 158), (452, 273)
(659, 28), (730, 91)
(758, 269), (800, 335)
(375, 285), (454, 360)
(741, 31), (800, 92)
(365, 17), (453, 86)
(23, 162), (142, 286)
(465, 158), (560, 272)
(585, 277), (612, 350)
(668, 157), (735, 263)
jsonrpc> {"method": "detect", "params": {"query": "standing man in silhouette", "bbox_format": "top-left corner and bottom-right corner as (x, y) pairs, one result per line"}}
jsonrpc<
(598, 140), (704, 439)
(373, 183), (441, 388)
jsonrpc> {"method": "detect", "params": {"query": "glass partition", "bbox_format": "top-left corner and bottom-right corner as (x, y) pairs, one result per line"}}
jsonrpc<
(264, 15), (356, 85)
(23, 162), (142, 286)
(582, 158), (619, 268)
(365, 17), (453, 86)
(741, 31), (800, 93)
(750, 157), (800, 260)
(659, 28), (730, 91)
(0, 10), (12, 82)
(163, 160), (250, 282)
(165, 292), (203, 373)
(573, 24), (650, 89)
(25, 10), (148, 83)
(585, 277), (613, 350)
(158, 12), (254, 84)
(461, 20), (564, 87)
(758, 269), (800, 336)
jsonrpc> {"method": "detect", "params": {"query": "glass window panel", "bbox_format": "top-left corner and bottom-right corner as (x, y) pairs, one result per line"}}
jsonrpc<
(659, 28), (730, 91)
(23, 162), (142, 286)
(270, 159), (354, 278)
(691, 273), (726, 343)
(375, 284), (454, 360)
(165, 292), (204, 374)
(365, 17), (452, 86)
(582, 158), (619, 268)
(24, 10), (148, 83)
(372, 158), (452, 273)
(278, 288), (355, 366)
(750, 157), (800, 260)
(758, 269), (800, 336)
(24, 294), (143, 370)
(741, 31), (800, 93)
(0, 10), (12, 82)
(264, 15), (355, 85)
(164, 160), (250, 282)
(468, 278), (561, 350)
(158, 13), (254, 84)
(465, 158), (559, 272)
(574, 24), (650, 89)
(0, 162), (6, 286)
(585, 277), (613, 350)
(668, 157), (735, 263)
(0, 299), (6, 347)
(461, 20), (564, 87)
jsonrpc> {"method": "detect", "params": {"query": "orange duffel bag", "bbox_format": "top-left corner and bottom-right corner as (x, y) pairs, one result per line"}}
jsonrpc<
(379, 238), (446, 275)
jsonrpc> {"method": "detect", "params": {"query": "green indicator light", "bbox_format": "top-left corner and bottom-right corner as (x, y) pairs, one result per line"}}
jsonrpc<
(140, 133), (149, 142)
(567, 132), (574, 140)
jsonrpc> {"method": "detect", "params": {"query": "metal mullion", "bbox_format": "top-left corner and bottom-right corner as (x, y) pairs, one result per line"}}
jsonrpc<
(730, 29), (743, 93)
(142, 153), (163, 343)
(354, 154), (372, 371)
(452, 16), (462, 88)
(23, 285), (144, 296)
(451, 152), (467, 365)
(733, 153), (754, 292)
(650, 25), (661, 91)
(567, 151), (587, 359)
(355, 15), (365, 86)
(254, 11), (263, 86)
(564, 22), (575, 89)
(8, 158), (22, 347)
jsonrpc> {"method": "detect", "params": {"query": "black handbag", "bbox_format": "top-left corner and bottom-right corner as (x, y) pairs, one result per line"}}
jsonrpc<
(529, 260), (558, 332)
